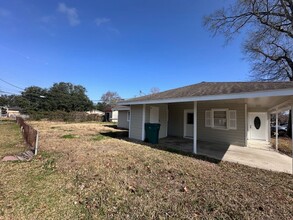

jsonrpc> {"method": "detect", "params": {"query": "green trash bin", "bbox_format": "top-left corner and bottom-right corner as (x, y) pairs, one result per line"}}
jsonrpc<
(145, 123), (161, 144)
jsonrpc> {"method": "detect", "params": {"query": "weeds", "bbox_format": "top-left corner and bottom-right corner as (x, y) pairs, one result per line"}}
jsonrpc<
(92, 134), (108, 141)
(61, 134), (78, 139)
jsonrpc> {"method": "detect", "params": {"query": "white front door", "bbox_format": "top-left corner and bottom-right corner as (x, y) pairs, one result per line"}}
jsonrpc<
(248, 112), (268, 140)
(150, 106), (159, 123)
(184, 110), (194, 138)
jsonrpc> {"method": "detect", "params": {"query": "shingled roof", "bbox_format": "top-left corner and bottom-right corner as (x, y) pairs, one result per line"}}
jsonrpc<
(121, 81), (293, 104)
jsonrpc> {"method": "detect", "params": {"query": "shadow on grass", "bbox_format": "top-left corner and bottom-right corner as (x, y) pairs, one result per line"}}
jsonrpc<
(100, 128), (222, 165)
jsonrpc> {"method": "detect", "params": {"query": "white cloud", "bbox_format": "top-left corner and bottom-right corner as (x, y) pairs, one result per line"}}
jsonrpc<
(57, 3), (80, 26)
(94, 17), (110, 26)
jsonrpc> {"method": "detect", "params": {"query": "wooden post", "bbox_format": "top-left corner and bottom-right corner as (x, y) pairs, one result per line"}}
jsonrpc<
(193, 101), (197, 154)
(35, 131), (39, 155)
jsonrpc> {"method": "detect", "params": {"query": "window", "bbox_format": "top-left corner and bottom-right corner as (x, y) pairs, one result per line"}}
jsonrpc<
(187, 113), (194, 124)
(127, 111), (130, 122)
(205, 109), (237, 130)
(213, 110), (227, 128)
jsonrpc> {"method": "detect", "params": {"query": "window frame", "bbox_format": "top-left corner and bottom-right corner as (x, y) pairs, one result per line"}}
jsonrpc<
(211, 108), (229, 129)
(205, 108), (237, 130)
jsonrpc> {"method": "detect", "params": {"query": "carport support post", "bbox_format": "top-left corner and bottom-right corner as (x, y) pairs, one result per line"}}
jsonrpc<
(276, 111), (278, 151)
(141, 104), (146, 141)
(291, 104), (293, 172)
(193, 101), (197, 154)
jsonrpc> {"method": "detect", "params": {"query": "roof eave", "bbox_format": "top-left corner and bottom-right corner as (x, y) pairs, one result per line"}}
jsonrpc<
(119, 88), (293, 105)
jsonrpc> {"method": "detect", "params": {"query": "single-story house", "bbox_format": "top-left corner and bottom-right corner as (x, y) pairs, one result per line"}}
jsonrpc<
(118, 82), (293, 153)
(112, 106), (130, 129)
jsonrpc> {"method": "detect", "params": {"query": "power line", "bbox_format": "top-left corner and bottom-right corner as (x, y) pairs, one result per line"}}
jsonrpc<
(0, 78), (24, 91)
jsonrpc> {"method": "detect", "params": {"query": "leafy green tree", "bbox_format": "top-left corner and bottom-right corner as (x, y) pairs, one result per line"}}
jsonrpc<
(48, 82), (93, 112)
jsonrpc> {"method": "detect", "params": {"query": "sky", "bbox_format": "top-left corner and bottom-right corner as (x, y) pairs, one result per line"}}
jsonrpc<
(0, 0), (251, 101)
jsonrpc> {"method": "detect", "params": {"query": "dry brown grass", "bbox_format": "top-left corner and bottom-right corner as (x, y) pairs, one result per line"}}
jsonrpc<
(0, 120), (293, 219)
(271, 137), (292, 157)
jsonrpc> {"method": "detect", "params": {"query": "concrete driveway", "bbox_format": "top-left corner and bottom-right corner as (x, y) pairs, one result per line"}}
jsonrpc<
(160, 138), (292, 174)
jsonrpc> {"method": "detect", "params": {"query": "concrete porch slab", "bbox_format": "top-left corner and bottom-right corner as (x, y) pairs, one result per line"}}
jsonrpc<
(159, 137), (292, 174)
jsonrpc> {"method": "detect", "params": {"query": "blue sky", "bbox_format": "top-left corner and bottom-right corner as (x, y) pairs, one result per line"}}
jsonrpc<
(0, 0), (250, 101)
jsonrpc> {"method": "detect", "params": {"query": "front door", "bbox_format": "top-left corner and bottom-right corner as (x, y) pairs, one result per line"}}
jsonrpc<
(184, 110), (194, 138)
(248, 113), (267, 140)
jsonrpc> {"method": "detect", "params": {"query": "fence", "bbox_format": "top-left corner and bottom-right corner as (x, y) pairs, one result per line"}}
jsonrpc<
(16, 117), (39, 155)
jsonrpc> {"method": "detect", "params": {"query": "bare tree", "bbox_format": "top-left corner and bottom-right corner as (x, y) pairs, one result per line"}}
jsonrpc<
(204, 0), (293, 81)
(150, 87), (160, 94)
(100, 91), (122, 107)
(204, 0), (293, 137)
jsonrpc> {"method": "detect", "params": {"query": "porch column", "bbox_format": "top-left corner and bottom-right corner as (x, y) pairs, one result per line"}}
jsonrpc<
(276, 111), (278, 151)
(267, 113), (270, 142)
(193, 101), (197, 154)
(291, 104), (293, 172)
(141, 104), (146, 141)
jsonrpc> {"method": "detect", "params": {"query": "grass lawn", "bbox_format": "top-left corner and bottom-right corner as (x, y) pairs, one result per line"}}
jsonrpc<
(0, 120), (292, 219)
(271, 137), (292, 157)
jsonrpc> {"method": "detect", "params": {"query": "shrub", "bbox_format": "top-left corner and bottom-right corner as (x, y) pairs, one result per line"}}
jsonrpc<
(28, 111), (103, 122)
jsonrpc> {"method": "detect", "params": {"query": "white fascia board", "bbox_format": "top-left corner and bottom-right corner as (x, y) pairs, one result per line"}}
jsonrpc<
(119, 88), (293, 105)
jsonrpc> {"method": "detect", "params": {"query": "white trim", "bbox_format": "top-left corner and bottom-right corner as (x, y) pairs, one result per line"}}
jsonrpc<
(119, 88), (293, 105)
(193, 101), (197, 154)
(228, 110), (237, 130)
(244, 104), (247, 147)
(141, 104), (146, 141)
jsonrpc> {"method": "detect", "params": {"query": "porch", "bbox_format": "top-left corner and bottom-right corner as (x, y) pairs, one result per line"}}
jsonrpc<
(159, 137), (292, 174)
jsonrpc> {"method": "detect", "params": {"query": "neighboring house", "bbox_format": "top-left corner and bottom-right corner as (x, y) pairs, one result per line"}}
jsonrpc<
(104, 107), (118, 122)
(119, 82), (293, 153)
(111, 110), (118, 123)
(112, 106), (130, 129)
(86, 110), (105, 116)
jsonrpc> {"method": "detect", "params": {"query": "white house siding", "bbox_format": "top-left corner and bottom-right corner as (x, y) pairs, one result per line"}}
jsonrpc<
(168, 102), (246, 146)
(145, 104), (168, 138)
(117, 110), (129, 129)
(129, 105), (143, 140)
